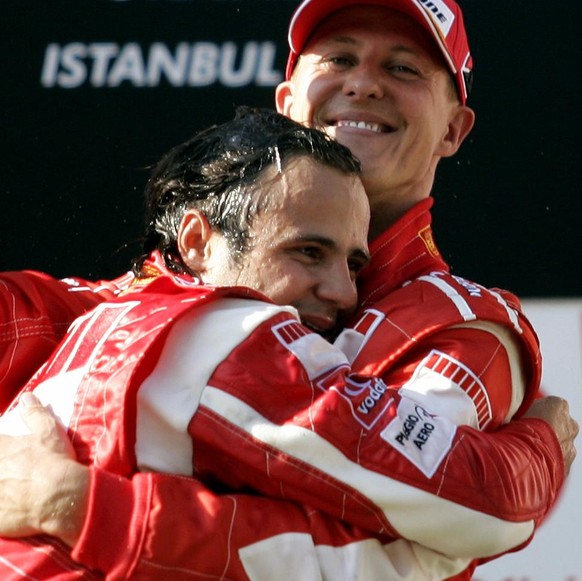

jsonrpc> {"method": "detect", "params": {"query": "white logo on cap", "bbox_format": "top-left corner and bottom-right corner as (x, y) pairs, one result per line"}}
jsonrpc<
(417, 0), (455, 36)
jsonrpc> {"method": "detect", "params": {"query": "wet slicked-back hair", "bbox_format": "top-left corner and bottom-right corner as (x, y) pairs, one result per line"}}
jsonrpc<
(135, 106), (361, 275)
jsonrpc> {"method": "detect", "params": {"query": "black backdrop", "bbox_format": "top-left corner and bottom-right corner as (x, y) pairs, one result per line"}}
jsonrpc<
(2, 0), (580, 296)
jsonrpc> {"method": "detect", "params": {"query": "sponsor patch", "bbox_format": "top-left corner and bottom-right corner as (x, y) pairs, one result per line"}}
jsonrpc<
(380, 396), (456, 478)
(315, 367), (393, 430)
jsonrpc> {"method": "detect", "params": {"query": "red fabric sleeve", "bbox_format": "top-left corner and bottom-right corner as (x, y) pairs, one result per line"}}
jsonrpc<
(438, 416), (563, 525)
(443, 417), (564, 579)
(0, 271), (127, 410)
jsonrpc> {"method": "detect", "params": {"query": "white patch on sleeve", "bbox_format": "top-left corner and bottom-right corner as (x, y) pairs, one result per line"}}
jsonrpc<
(333, 309), (385, 364)
(240, 533), (324, 581)
(380, 396), (457, 478)
(400, 349), (484, 429)
(272, 320), (349, 380)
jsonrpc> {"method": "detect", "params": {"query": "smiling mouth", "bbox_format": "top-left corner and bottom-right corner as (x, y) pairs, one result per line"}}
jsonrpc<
(334, 120), (391, 133)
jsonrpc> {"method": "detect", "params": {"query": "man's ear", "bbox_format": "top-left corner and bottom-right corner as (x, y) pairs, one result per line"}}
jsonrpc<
(438, 105), (475, 158)
(177, 209), (213, 274)
(275, 80), (294, 115)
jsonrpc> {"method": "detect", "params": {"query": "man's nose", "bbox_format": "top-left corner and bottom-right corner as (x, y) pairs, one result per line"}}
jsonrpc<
(317, 263), (358, 312)
(343, 65), (384, 100)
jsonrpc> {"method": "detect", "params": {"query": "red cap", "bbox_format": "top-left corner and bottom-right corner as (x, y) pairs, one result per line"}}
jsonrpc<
(286, 0), (473, 104)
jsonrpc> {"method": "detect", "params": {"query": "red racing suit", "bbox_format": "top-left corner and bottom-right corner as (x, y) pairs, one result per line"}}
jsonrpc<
(0, 200), (563, 580)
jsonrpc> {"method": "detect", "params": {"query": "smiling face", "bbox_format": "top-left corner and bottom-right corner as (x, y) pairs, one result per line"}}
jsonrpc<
(276, 5), (474, 233)
(197, 156), (370, 337)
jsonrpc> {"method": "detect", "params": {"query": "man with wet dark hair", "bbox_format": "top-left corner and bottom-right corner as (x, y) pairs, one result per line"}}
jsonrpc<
(0, 106), (374, 578)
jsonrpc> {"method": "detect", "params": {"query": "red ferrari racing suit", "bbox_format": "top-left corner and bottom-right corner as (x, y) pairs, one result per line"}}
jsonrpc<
(0, 200), (563, 580)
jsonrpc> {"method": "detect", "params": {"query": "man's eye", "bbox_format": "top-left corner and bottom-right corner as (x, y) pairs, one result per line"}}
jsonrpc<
(348, 259), (367, 278)
(299, 246), (322, 260)
(389, 64), (419, 76)
(330, 56), (351, 65)
(322, 55), (355, 69)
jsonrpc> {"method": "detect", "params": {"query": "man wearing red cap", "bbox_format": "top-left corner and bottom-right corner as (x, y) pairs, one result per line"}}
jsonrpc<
(279, 0), (473, 243)
(0, 1), (577, 580)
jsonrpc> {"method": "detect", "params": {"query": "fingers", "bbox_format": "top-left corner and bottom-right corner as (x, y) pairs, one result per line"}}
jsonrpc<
(17, 393), (74, 456)
(562, 411), (579, 478)
(525, 395), (579, 478)
(18, 392), (60, 434)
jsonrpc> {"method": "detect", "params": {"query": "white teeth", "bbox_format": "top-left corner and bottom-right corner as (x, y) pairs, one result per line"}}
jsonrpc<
(336, 120), (383, 133)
